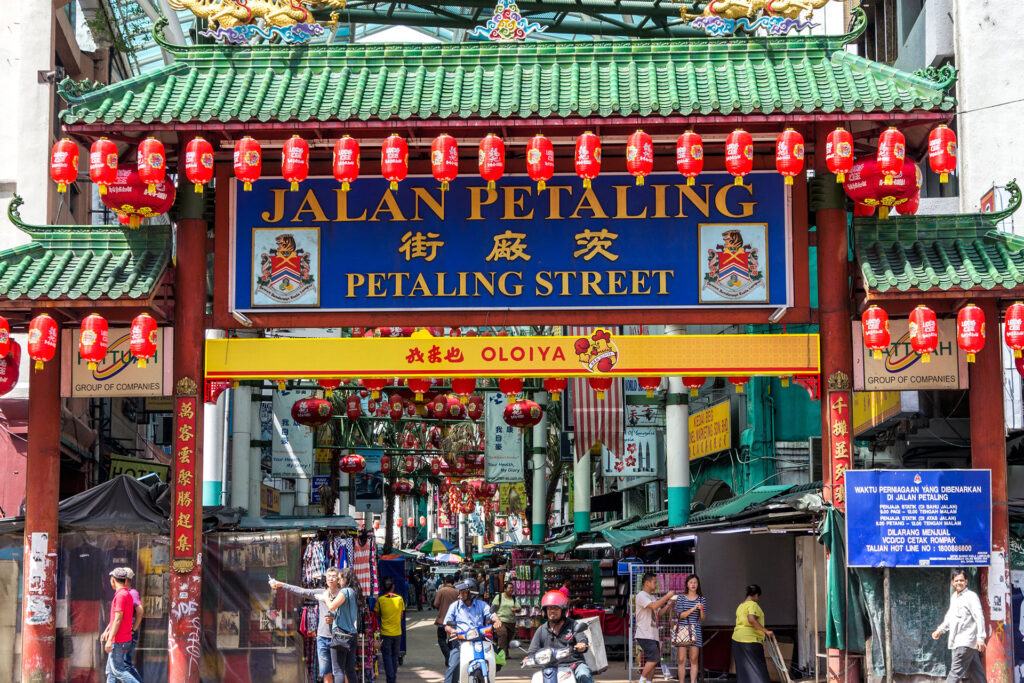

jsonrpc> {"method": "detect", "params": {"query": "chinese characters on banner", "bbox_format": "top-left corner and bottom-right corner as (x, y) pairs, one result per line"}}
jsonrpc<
(829, 391), (852, 509)
(173, 396), (198, 572)
(271, 389), (314, 477)
(484, 393), (524, 482)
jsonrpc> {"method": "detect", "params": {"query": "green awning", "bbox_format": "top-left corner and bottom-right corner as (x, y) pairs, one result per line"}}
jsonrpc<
(601, 529), (659, 550)
(545, 533), (577, 554)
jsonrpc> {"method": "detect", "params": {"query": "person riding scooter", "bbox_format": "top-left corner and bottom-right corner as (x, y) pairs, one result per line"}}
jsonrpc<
(443, 579), (503, 683)
(524, 591), (593, 683)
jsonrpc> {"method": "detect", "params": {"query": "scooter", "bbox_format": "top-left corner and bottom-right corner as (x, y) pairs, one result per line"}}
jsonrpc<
(512, 622), (588, 683)
(450, 624), (496, 683)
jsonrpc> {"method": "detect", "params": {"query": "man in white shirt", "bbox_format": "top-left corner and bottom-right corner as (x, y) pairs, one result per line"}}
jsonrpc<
(931, 570), (986, 683)
(634, 572), (676, 683)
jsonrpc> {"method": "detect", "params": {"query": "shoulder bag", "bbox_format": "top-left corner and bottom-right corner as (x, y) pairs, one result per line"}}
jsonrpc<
(671, 622), (696, 647)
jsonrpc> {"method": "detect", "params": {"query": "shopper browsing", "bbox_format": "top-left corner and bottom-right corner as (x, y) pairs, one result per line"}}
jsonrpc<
(634, 571), (677, 683)
(674, 574), (706, 683)
(270, 567), (345, 683)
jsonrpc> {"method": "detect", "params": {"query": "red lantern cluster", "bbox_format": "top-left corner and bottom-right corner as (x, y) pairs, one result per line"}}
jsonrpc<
(479, 134), (505, 190)
(775, 128), (804, 186)
(574, 132), (601, 188)
(676, 131), (703, 186)
(184, 137), (214, 193)
(908, 304), (938, 363)
(392, 479), (414, 496)
(50, 138), (79, 194)
(89, 138), (118, 195)
(526, 134), (555, 190)
(282, 135), (309, 191)
(234, 136), (262, 191)
(333, 136), (360, 192)
(503, 399), (543, 429)
(725, 129), (753, 186)
(137, 137), (166, 195)
(79, 314), (109, 370)
(292, 397), (334, 427)
(28, 314), (58, 370)
(431, 134), (459, 191)
(861, 305), (890, 359)
(845, 157), (920, 219)
(130, 313), (158, 368)
(626, 130), (653, 186)
(928, 124), (957, 184)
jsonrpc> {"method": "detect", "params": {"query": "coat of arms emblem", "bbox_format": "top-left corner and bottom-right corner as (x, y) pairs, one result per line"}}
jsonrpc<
(255, 233), (315, 303)
(702, 228), (763, 300)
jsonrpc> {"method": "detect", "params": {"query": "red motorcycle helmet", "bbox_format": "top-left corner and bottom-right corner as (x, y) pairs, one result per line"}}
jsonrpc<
(541, 590), (569, 610)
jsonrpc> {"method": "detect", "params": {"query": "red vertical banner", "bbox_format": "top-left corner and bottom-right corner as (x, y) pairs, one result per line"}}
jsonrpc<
(828, 391), (852, 510)
(173, 395), (198, 572)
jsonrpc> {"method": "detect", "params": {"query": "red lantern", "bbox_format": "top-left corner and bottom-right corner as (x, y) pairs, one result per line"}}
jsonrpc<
(292, 397), (334, 427)
(0, 340), (21, 397)
(318, 379), (343, 397)
(725, 129), (753, 186)
(636, 377), (661, 398)
(136, 137), (166, 195)
(130, 313), (158, 368)
(27, 314), (58, 370)
(431, 134), (459, 191)
(346, 394), (362, 421)
(845, 158), (920, 219)
(404, 455), (417, 474)
(234, 136), (262, 191)
(451, 378), (476, 403)
(495, 517), (506, 529)
(588, 376), (613, 400)
(676, 131), (703, 186)
(430, 393), (449, 420)
(430, 458), (442, 475)
(683, 377), (705, 397)
(395, 517), (403, 528)
(478, 134), (505, 190)
(498, 377), (523, 399)
(454, 458), (467, 475)
(100, 165), (175, 229)
(503, 399), (543, 429)
(393, 479), (413, 495)
(406, 517), (415, 528)
(876, 127), (905, 186)
(89, 138), (118, 195)
(466, 395), (484, 421)
(405, 399), (418, 417)
(0, 316), (9, 358)
(626, 130), (654, 186)
(444, 394), (463, 419)
(574, 132), (601, 188)
(388, 395), (404, 421)
(908, 304), (939, 363)
(362, 378), (388, 399)
(282, 135), (309, 191)
(826, 128), (854, 183)
(861, 305), (890, 360)
(184, 137), (214, 193)
(50, 138), (79, 193)
(928, 124), (957, 183)
(341, 454), (366, 474)
(373, 519), (381, 530)
(382, 134), (408, 190)
(775, 128), (804, 186)
(381, 456), (392, 475)
(419, 514), (427, 526)
(854, 203), (876, 217)
(956, 304), (985, 363)
(526, 134), (555, 191)
(728, 377), (749, 394)
(543, 377), (567, 402)
(79, 314), (109, 370)
(408, 377), (432, 402)
(333, 136), (360, 192)
(1005, 302), (1024, 358)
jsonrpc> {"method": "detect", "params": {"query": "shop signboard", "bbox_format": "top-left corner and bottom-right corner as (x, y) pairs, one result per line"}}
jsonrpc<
(353, 448), (384, 513)
(484, 393), (525, 483)
(851, 391), (920, 437)
(852, 319), (968, 391)
(623, 377), (661, 427)
(270, 389), (314, 478)
(61, 327), (173, 397)
(309, 476), (331, 503)
(688, 401), (731, 460)
(172, 395), (198, 572)
(498, 483), (528, 516)
(109, 455), (170, 482)
(260, 484), (281, 514)
(603, 427), (659, 477)
(846, 469), (991, 567)
(231, 172), (792, 313)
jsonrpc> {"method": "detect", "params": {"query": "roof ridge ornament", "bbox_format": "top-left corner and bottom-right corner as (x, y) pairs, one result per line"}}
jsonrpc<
(912, 63), (959, 92)
(675, 1), (858, 39)
(468, 0), (546, 41)
(164, 0), (346, 45)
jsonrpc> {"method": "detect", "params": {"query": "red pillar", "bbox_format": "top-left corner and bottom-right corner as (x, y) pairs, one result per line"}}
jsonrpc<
(167, 186), (207, 682)
(21, 313), (61, 683)
(971, 299), (1011, 681)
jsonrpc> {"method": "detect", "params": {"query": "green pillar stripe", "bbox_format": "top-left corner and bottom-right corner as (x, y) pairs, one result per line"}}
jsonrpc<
(668, 486), (690, 527)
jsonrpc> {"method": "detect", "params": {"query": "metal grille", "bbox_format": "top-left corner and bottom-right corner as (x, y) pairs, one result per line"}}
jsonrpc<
(626, 564), (695, 683)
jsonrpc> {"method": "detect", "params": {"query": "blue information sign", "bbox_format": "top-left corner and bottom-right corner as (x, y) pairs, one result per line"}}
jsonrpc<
(231, 172), (791, 312)
(846, 469), (991, 567)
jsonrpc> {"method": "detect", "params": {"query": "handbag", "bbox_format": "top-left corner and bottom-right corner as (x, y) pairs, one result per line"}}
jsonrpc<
(330, 626), (355, 651)
(671, 623), (697, 647)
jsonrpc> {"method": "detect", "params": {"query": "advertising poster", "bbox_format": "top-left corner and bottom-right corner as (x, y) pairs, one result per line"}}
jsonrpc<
(354, 448), (384, 513)
(485, 393), (525, 482)
(603, 427), (659, 477)
(61, 327), (172, 397)
(271, 389), (314, 478)
(852, 319), (968, 391)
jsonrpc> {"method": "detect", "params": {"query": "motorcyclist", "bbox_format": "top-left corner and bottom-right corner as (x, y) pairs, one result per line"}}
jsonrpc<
(525, 591), (593, 683)
(443, 579), (502, 683)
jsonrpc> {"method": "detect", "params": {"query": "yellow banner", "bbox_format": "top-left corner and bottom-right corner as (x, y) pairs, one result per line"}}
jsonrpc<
(498, 483), (528, 515)
(851, 391), (902, 436)
(205, 332), (819, 380)
(689, 401), (731, 460)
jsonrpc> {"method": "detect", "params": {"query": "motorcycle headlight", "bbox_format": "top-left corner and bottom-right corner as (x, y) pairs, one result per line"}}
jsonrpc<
(535, 651), (552, 666)
(467, 629), (479, 640)
(474, 642), (483, 653)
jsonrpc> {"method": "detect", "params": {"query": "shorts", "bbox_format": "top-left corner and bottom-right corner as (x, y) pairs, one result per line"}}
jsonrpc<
(637, 638), (661, 663)
(317, 636), (337, 677)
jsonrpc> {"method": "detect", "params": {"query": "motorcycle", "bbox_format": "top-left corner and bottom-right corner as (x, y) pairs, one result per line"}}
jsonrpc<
(512, 622), (588, 683)
(450, 624), (496, 683)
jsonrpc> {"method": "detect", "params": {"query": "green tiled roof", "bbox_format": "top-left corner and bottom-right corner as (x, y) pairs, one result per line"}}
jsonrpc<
(0, 196), (170, 303)
(855, 180), (1024, 294)
(59, 9), (955, 127)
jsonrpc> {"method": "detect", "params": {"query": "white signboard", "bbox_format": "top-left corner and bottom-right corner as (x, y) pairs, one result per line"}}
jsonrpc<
(603, 427), (659, 477)
(622, 377), (662, 427)
(271, 389), (314, 478)
(852, 318), (968, 391)
(484, 392), (525, 483)
(61, 327), (172, 397)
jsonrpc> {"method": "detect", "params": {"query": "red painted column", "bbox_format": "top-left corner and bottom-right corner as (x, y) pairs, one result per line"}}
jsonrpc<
(21, 312), (61, 683)
(167, 184), (207, 682)
(971, 299), (1011, 683)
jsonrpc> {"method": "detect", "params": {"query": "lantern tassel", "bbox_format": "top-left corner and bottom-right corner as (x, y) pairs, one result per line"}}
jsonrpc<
(98, 184), (108, 195)
(88, 361), (97, 370)
(780, 377), (790, 388)
(967, 353), (976, 363)
(371, 390), (380, 400)
(390, 181), (398, 191)
(689, 388), (698, 397)
(537, 180), (546, 191)
(646, 389), (654, 398)
(734, 176), (743, 186)
(415, 392), (424, 402)
(583, 179), (591, 188)
(921, 353), (931, 364)
(57, 183), (67, 193)
(836, 172), (845, 184)
(883, 175), (894, 186)
(290, 181), (299, 192)
(736, 385), (744, 394)
(195, 183), (203, 193)
(687, 176), (695, 186)
(34, 360), (43, 370)
(244, 182), (252, 191)
(879, 206), (890, 220)
(325, 389), (334, 398)
(940, 173), (949, 183)
(596, 391), (605, 400)
(1015, 350), (1022, 359)
(441, 181), (449, 191)
(459, 396), (467, 404)
(342, 181), (350, 192)
(873, 349), (882, 360)
(487, 181), (495, 191)
(130, 215), (141, 230)
(147, 183), (156, 194)
(785, 176), (794, 186)
(636, 176), (644, 186)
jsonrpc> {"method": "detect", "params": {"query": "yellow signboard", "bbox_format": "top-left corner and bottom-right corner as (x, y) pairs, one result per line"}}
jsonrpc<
(689, 401), (731, 460)
(206, 332), (819, 380)
(498, 483), (528, 515)
(851, 391), (902, 436)
(261, 484), (281, 514)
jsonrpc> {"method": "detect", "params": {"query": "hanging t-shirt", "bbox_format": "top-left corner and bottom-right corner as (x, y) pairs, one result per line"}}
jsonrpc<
(353, 538), (373, 595)
(634, 590), (659, 641)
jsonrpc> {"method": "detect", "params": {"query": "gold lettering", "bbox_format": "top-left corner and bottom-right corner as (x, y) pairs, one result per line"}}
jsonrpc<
(715, 183), (756, 218)
(468, 187), (498, 220)
(412, 187), (445, 221)
(614, 186), (647, 219)
(409, 273), (433, 297)
(391, 272), (409, 297)
(367, 273), (386, 297)
(497, 272), (523, 296)
(291, 189), (328, 222)
(677, 184), (712, 218)
(458, 272), (469, 297)
(649, 185), (669, 219)
(631, 270), (651, 295)
(261, 189), (288, 222)
(570, 187), (609, 219)
(346, 273), (365, 298)
(545, 186), (573, 220)
(502, 186), (534, 220)
(333, 189), (368, 221)
(607, 270), (627, 295)
(369, 190), (407, 222)
(651, 269), (673, 295)
(535, 271), (553, 296)
(553, 271), (576, 296)
(435, 272), (458, 297)
(580, 271), (604, 296)
(473, 272), (495, 297)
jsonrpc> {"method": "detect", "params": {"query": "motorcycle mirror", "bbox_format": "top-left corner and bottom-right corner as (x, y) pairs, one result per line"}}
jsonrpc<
(509, 640), (521, 649)
(573, 622), (587, 633)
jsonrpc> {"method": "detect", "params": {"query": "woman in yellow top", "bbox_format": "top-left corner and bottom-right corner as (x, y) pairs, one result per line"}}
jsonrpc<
(731, 584), (773, 683)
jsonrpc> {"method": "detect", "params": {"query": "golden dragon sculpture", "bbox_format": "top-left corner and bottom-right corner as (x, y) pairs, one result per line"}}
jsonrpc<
(167, 0), (347, 28)
(680, 0), (832, 21)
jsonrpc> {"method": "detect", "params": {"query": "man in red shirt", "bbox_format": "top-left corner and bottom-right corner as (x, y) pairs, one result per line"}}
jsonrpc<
(100, 567), (142, 683)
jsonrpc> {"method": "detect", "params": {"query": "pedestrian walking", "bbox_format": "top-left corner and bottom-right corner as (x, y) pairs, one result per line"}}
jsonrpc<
(101, 567), (142, 683)
(270, 567), (345, 683)
(673, 575), (705, 683)
(375, 578), (406, 683)
(731, 584), (773, 683)
(932, 570), (986, 683)
(322, 567), (364, 683)
(635, 571), (677, 683)
(410, 568), (424, 611)
(434, 574), (460, 666)
(121, 568), (145, 682)
(491, 582), (520, 655)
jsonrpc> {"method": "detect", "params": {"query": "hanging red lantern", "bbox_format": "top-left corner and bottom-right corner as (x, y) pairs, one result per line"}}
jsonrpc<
(184, 137), (214, 193)
(451, 378), (476, 403)
(826, 128), (854, 184)
(896, 194), (920, 216)
(89, 137), (118, 195)
(341, 454), (366, 474)
(526, 134), (555, 191)
(130, 313), (158, 368)
(136, 137), (166, 195)
(292, 397), (334, 427)
(0, 316), (9, 358)
(346, 394), (362, 421)
(79, 314), (109, 370)
(443, 394), (463, 419)
(928, 124), (957, 183)
(408, 377), (432, 402)
(388, 395), (404, 420)
(393, 479), (413, 495)
(0, 340), (21, 397)
(234, 136), (262, 191)
(683, 377), (705, 397)
(876, 127), (905, 186)
(419, 514), (427, 526)
(430, 458), (442, 475)
(431, 134), (459, 191)
(1005, 302), (1024, 358)
(466, 394), (484, 421)
(956, 304), (985, 363)
(454, 458), (467, 475)
(478, 134), (505, 190)
(861, 305), (890, 359)
(845, 158), (921, 219)
(381, 456), (392, 475)
(396, 517), (404, 528)
(574, 132), (601, 188)
(908, 304), (939, 363)
(362, 378), (388, 399)
(636, 377), (661, 398)
(725, 129), (753, 186)
(381, 134), (408, 191)
(318, 379), (343, 397)
(281, 135), (309, 191)
(495, 517), (506, 529)
(543, 377), (567, 402)
(728, 377), (749, 394)
(100, 165), (175, 229)
(503, 399), (543, 429)
(675, 131), (703, 186)
(588, 376), (613, 400)
(405, 399), (418, 417)
(50, 138), (79, 193)
(404, 455), (417, 474)
(775, 128), (804, 186)
(498, 377), (523, 399)
(373, 519), (381, 530)
(430, 393), (449, 420)
(27, 314), (58, 371)
(333, 136), (360, 192)
(366, 397), (378, 415)
(626, 130), (653, 186)
(406, 516), (414, 528)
